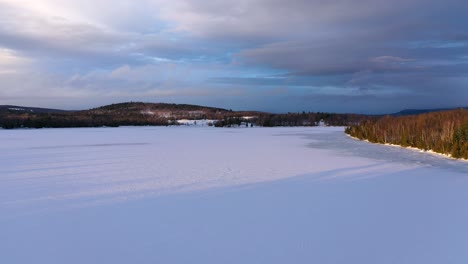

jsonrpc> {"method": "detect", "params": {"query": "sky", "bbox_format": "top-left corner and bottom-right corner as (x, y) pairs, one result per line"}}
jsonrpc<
(0, 0), (467, 114)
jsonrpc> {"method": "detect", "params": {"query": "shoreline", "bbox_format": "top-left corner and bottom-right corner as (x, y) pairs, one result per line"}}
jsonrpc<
(346, 134), (468, 162)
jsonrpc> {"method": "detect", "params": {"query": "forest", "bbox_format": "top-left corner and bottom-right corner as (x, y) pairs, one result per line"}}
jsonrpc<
(345, 109), (468, 159)
(0, 102), (369, 129)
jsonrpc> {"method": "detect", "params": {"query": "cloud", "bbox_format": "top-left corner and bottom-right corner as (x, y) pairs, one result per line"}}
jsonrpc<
(369, 56), (415, 64)
(154, 0), (416, 40)
(0, 48), (32, 74)
(0, 0), (467, 113)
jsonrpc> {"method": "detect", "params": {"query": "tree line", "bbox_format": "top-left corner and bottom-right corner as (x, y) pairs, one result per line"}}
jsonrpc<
(0, 112), (170, 129)
(251, 112), (367, 127)
(345, 109), (468, 159)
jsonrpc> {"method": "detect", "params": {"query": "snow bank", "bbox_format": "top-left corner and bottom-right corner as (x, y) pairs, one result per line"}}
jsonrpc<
(347, 134), (468, 161)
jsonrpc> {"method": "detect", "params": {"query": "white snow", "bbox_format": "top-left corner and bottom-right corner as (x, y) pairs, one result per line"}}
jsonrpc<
(140, 110), (155, 115)
(1, 126), (467, 264)
(176, 119), (216, 126)
(7, 107), (25, 111)
(347, 134), (468, 161)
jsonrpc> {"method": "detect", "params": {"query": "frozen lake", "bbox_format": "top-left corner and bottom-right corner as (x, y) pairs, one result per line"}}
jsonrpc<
(1, 126), (467, 263)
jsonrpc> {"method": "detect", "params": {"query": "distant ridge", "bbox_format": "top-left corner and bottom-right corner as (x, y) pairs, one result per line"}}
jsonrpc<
(0, 105), (69, 114)
(3, 103), (467, 117)
(393, 107), (468, 116)
(0, 101), (369, 129)
(89, 102), (232, 113)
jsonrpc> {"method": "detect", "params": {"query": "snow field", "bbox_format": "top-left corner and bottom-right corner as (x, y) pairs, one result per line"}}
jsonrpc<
(1, 126), (467, 264)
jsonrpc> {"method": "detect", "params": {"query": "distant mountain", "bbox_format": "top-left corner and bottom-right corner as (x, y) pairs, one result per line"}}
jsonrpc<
(0, 105), (69, 114)
(393, 107), (468, 116)
(84, 102), (236, 118)
(0, 101), (369, 129)
(90, 102), (230, 113)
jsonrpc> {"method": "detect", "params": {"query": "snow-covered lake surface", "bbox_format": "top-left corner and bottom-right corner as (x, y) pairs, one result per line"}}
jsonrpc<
(1, 126), (467, 263)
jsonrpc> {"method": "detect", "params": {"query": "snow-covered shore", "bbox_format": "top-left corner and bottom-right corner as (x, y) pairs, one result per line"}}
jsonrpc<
(346, 133), (468, 161)
(1, 126), (467, 264)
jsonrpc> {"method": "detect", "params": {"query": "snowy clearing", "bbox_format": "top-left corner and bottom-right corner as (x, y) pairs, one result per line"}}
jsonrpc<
(176, 119), (216, 126)
(1, 126), (467, 264)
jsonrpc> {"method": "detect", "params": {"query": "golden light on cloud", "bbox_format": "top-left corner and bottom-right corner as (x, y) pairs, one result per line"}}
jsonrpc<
(0, 48), (31, 74)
